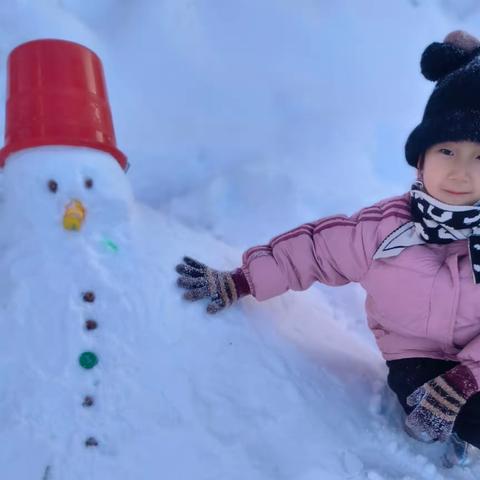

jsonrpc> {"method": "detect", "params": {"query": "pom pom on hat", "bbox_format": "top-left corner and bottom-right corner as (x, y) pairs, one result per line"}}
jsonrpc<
(420, 31), (480, 82)
(445, 30), (480, 52)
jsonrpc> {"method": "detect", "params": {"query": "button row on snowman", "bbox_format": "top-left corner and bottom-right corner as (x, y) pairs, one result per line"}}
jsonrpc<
(80, 290), (99, 448)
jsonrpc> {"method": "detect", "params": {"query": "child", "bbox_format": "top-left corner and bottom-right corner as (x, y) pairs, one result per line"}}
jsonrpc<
(176, 30), (480, 468)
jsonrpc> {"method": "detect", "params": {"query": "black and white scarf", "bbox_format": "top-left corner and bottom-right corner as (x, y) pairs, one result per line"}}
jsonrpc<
(373, 181), (480, 284)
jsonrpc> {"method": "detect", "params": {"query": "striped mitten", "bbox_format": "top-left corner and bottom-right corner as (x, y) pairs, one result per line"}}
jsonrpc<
(176, 257), (250, 314)
(404, 364), (478, 443)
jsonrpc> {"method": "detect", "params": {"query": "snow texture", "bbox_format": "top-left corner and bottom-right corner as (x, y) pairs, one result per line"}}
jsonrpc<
(0, 1), (479, 479)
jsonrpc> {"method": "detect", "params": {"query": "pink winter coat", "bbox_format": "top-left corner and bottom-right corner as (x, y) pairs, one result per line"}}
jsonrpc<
(241, 192), (480, 384)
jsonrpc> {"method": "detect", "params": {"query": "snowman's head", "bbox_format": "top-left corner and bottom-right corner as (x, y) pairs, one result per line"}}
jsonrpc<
(1, 146), (134, 235)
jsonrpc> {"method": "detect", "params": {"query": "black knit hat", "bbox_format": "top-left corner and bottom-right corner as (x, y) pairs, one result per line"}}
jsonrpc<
(405, 31), (480, 168)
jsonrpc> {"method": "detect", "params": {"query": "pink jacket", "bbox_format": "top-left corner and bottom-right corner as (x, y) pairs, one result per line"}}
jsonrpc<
(241, 192), (480, 384)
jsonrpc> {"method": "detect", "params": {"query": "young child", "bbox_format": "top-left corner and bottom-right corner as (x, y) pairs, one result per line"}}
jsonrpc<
(176, 30), (480, 468)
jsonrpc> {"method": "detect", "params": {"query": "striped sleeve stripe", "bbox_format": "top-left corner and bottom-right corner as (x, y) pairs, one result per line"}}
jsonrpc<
(270, 202), (410, 247)
(271, 218), (356, 249)
(244, 212), (411, 265)
(244, 202), (410, 266)
(270, 212), (410, 250)
(242, 248), (273, 267)
(244, 246), (271, 258)
(245, 208), (409, 263)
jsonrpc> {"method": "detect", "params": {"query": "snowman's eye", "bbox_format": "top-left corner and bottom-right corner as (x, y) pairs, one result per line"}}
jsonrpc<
(84, 178), (93, 189)
(48, 180), (58, 193)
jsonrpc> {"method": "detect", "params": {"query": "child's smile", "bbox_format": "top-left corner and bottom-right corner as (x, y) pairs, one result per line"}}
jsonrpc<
(419, 141), (480, 206)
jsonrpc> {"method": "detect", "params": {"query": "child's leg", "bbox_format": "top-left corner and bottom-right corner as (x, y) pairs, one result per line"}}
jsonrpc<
(455, 392), (480, 449)
(386, 357), (480, 448)
(386, 357), (458, 414)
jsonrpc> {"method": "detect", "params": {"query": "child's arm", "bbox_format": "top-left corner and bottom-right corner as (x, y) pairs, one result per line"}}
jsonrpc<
(240, 207), (381, 301)
(177, 204), (384, 312)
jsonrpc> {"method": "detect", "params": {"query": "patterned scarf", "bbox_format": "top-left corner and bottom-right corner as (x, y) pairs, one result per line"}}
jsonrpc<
(373, 181), (480, 284)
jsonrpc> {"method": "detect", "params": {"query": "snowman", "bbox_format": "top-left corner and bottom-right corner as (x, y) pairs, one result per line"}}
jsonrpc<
(0, 39), (154, 479)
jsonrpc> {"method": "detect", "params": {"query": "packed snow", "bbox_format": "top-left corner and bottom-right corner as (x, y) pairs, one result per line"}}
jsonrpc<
(0, 1), (480, 479)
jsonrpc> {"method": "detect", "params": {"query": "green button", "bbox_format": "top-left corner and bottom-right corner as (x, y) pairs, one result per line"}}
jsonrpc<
(102, 238), (119, 252)
(79, 352), (98, 370)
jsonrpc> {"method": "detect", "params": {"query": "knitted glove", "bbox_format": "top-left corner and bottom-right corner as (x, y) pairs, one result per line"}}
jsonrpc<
(404, 364), (478, 443)
(176, 256), (250, 314)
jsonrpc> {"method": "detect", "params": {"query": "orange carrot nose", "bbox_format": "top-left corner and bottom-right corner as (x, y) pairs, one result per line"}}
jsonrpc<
(63, 200), (86, 231)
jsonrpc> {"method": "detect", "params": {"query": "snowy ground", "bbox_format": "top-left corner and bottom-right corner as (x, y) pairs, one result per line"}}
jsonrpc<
(0, 1), (480, 479)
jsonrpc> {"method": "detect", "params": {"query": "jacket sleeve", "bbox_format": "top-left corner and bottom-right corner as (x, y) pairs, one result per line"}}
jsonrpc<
(241, 207), (381, 301)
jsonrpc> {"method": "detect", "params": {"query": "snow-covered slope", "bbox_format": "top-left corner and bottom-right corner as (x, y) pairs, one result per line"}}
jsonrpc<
(0, 1), (480, 479)
(0, 195), (476, 479)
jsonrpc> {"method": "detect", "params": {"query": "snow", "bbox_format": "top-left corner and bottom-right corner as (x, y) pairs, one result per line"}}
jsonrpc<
(0, 1), (480, 479)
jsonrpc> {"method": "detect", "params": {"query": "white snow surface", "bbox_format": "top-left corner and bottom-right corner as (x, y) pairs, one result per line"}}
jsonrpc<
(0, 1), (479, 479)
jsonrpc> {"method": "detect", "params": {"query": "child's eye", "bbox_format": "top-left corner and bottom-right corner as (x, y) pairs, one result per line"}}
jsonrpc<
(84, 178), (93, 189)
(439, 148), (453, 156)
(48, 180), (58, 193)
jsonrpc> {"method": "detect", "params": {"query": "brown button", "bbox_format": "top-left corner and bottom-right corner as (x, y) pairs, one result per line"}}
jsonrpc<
(83, 291), (95, 303)
(85, 437), (98, 447)
(82, 396), (94, 407)
(85, 320), (98, 331)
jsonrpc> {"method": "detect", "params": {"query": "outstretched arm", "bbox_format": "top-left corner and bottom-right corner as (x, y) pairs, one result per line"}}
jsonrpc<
(176, 203), (386, 312)
(240, 207), (383, 301)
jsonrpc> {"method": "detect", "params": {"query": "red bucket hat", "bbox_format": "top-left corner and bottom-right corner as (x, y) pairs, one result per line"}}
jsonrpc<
(0, 39), (128, 170)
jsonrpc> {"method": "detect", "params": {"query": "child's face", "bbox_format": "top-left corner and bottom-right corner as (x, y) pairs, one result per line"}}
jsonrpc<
(419, 141), (480, 205)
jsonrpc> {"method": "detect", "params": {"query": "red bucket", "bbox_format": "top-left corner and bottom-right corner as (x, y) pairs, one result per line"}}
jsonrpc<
(0, 39), (128, 170)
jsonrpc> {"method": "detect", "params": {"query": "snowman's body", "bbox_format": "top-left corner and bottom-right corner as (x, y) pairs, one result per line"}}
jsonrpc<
(0, 146), (151, 477)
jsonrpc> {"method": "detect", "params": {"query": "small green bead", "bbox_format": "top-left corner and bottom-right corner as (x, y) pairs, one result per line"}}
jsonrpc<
(79, 351), (98, 370)
(102, 238), (119, 252)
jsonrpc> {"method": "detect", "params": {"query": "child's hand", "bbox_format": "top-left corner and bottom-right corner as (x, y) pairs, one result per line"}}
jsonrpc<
(176, 256), (247, 314)
(404, 365), (478, 443)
